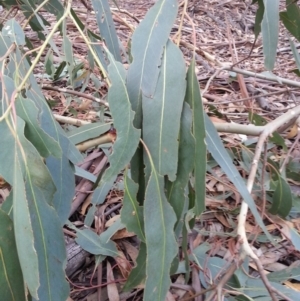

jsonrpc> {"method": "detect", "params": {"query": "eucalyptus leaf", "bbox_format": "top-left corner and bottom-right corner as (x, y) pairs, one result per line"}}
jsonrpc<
(121, 171), (145, 242)
(269, 176), (292, 218)
(280, 0), (300, 42)
(75, 228), (119, 257)
(0, 209), (26, 301)
(0, 118), (69, 301)
(101, 50), (140, 182)
(143, 152), (177, 301)
(143, 40), (186, 181)
(185, 58), (206, 215)
(261, 0), (279, 70)
(67, 122), (111, 145)
(205, 114), (272, 241)
(91, 0), (121, 62)
(166, 102), (195, 222)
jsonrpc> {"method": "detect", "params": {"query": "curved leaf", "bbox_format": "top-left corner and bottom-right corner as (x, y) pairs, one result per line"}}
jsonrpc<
(204, 114), (272, 241)
(102, 50), (140, 182)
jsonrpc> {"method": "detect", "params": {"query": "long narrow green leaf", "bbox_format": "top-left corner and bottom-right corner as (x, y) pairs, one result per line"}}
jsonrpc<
(92, 176), (117, 205)
(84, 175), (118, 226)
(262, 0), (279, 70)
(1, 27), (82, 224)
(15, 97), (62, 158)
(254, 0), (265, 38)
(143, 148), (177, 301)
(1, 192), (13, 219)
(267, 262), (300, 282)
(102, 50), (140, 182)
(0, 120), (39, 299)
(91, 0), (121, 61)
(0, 209), (26, 301)
(204, 114), (272, 241)
(185, 58), (206, 215)
(121, 171), (145, 242)
(75, 228), (119, 257)
(126, 0), (178, 127)
(269, 176), (292, 218)
(16, 118), (69, 301)
(62, 19), (75, 87)
(290, 39), (300, 70)
(1, 28), (81, 225)
(38, 0), (64, 19)
(20, 1), (61, 55)
(68, 220), (122, 257)
(46, 154), (75, 224)
(88, 33), (108, 71)
(280, 0), (300, 41)
(166, 102), (195, 221)
(143, 40), (186, 181)
(127, 0), (178, 201)
(67, 122), (111, 145)
(0, 118), (70, 300)
(99, 218), (125, 242)
(27, 186), (70, 301)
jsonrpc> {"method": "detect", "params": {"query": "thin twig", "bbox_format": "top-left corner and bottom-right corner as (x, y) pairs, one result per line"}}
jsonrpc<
(204, 87), (299, 105)
(201, 67), (227, 96)
(175, 0), (188, 46)
(250, 141), (268, 246)
(253, 257), (293, 301)
(226, 67), (300, 89)
(42, 85), (109, 107)
(236, 105), (300, 300)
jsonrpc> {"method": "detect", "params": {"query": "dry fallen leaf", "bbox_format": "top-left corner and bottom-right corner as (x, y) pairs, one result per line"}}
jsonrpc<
(286, 123), (298, 139)
(115, 251), (132, 278)
(107, 261), (120, 301)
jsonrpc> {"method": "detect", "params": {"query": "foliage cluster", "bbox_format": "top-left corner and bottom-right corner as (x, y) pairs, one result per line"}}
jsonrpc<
(1, 0), (300, 300)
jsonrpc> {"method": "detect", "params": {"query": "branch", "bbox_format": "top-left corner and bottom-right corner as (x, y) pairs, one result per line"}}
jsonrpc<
(236, 105), (300, 299)
(225, 67), (300, 89)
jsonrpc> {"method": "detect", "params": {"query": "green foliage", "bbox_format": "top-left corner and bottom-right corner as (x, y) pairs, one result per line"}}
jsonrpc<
(261, 0), (279, 70)
(269, 176), (292, 217)
(1, 0), (300, 300)
(0, 209), (26, 301)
